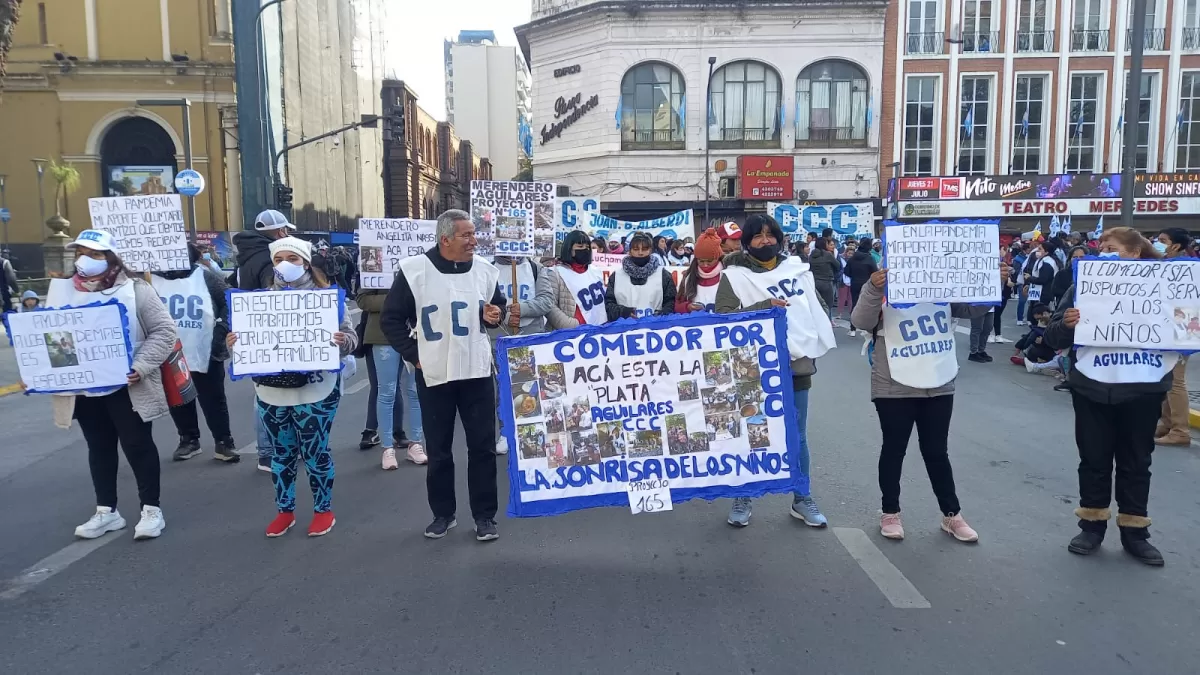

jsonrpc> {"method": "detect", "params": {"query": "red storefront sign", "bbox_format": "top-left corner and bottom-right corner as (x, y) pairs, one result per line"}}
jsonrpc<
(738, 156), (794, 200)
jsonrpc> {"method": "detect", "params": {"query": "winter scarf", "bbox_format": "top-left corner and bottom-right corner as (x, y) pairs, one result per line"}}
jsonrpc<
(622, 255), (661, 282)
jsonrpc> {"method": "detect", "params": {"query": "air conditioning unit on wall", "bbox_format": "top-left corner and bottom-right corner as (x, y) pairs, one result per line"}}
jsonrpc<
(718, 177), (736, 199)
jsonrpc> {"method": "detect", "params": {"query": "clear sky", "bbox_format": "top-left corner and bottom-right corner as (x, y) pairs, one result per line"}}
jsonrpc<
(388, 1), (533, 120)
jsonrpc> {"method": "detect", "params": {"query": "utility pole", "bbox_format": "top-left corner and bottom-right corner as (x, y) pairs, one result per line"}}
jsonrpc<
(1121, 0), (1148, 228)
(704, 56), (716, 228)
(136, 99), (197, 241)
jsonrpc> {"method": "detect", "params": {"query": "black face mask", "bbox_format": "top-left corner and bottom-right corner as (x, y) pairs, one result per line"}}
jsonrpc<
(630, 254), (652, 267)
(572, 248), (592, 265)
(748, 243), (779, 262)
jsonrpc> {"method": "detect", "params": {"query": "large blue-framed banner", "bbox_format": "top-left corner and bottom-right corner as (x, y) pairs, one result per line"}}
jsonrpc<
(3, 299), (134, 394)
(881, 219), (1002, 307)
(226, 287), (345, 380)
(496, 308), (804, 518)
(1073, 256), (1200, 352)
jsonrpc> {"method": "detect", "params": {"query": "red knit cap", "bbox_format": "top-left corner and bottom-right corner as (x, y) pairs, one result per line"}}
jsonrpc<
(695, 228), (723, 260)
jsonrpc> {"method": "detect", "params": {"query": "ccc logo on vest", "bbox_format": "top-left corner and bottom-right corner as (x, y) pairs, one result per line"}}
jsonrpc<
(575, 281), (605, 311)
(160, 294), (204, 321)
(899, 311), (949, 341)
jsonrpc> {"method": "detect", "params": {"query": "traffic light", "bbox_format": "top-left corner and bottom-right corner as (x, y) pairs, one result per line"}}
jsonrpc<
(276, 183), (293, 210)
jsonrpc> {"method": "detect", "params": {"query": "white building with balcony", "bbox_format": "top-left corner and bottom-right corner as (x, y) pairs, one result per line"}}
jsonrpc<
(516, 0), (888, 229)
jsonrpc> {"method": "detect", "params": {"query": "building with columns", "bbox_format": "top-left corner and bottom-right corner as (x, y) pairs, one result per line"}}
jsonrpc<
(0, 0), (237, 274)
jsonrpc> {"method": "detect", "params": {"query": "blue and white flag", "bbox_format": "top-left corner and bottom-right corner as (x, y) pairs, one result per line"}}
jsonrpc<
(1062, 215), (1073, 237)
(866, 92), (874, 134)
(615, 95), (623, 130)
(962, 104), (975, 138)
(1020, 106), (1030, 137)
(1049, 215), (1061, 236)
(677, 95), (686, 131)
(1094, 216), (1104, 239)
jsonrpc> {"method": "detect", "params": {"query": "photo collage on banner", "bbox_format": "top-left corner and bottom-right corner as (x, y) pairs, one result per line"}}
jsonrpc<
(496, 309), (803, 517)
(227, 288), (344, 379)
(1074, 258), (1200, 352)
(470, 180), (556, 258)
(3, 301), (133, 394)
(768, 202), (875, 244)
(881, 219), (1002, 306)
(356, 218), (438, 290)
(87, 194), (190, 272)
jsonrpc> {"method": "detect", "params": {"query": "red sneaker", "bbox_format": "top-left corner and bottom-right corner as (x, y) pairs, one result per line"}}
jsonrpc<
(1010, 355), (1025, 366)
(308, 511), (336, 537)
(266, 512), (295, 538)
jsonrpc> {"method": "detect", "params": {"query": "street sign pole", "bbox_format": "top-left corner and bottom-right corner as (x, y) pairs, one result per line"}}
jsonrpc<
(0, 174), (8, 254)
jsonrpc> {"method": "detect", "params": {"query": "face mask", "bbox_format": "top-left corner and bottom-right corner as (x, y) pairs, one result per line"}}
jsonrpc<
(1098, 251), (1120, 259)
(274, 260), (307, 283)
(202, 252), (213, 261)
(75, 256), (109, 278)
(572, 248), (592, 266)
(1153, 241), (1169, 254)
(748, 243), (779, 262)
(630, 254), (651, 267)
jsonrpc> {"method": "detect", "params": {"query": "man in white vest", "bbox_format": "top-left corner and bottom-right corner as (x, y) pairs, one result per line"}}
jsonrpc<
(380, 209), (508, 542)
(150, 244), (238, 463)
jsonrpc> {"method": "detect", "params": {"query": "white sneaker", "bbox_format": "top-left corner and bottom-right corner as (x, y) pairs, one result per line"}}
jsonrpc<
(496, 438), (509, 455)
(133, 506), (165, 540)
(994, 335), (1011, 343)
(381, 447), (399, 470)
(987, 335), (997, 343)
(1016, 320), (1027, 326)
(847, 329), (858, 337)
(406, 443), (428, 465)
(74, 506), (126, 539)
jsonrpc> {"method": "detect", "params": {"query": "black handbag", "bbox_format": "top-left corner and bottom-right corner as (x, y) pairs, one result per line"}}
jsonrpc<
(252, 372), (312, 388)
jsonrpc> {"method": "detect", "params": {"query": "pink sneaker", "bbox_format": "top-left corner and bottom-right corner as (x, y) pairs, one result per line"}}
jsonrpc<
(406, 443), (428, 465)
(381, 448), (399, 471)
(880, 512), (904, 540)
(941, 513), (979, 543)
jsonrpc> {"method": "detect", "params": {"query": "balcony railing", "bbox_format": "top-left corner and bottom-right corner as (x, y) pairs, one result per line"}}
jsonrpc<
(960, 31), (1001, 53)
(1015, 29), (1055, 52)
(796, 127), (868, 148)
(1185, 27), (1200, 51)
(905, 32), (945, 55)
(708, 127), (781, 150)
(1070, 29), (1109, 52)
(1125, 27), (1167, 51)
(622, 128), (685, 151)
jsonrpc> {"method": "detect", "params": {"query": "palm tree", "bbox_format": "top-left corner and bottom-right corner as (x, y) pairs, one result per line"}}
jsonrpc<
(0, 0), (23, 86)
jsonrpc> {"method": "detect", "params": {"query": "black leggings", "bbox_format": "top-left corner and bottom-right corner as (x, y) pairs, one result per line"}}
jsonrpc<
(874, 395), (960, 516)
(849, 283), (864, 330)
(75, 388), (161, 509)
(993, 289), (1010, 336)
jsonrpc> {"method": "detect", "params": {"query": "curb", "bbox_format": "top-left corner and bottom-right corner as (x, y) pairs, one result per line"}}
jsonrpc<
(1190, 408), (1200, 430)
(0, 383), (23, 398)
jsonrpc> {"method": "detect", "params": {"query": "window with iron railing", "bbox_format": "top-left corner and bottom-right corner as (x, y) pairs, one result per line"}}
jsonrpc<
(1016, 29), (1054, 52)
(796, 60), (868, 148)
(1185, 27), (1200, 51)
(905, 32), (945, 55)
(1125, 28), (1166, 51)
(960, 31), (1000, 53)
(620, 61), (686, 151)
(709, 60), (782, 149)
(1070, 29), (1109, 51)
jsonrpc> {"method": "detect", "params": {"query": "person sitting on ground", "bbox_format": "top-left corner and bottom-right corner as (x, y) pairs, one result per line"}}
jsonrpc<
(1010, 303), (1060, 373)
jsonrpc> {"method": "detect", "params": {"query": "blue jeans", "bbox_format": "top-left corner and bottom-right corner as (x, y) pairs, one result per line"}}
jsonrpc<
(1016, 287), (1027, 322)
(373, 345), (423, 448)
(794, 387), (811, 498)
(256, 413), (273, 463)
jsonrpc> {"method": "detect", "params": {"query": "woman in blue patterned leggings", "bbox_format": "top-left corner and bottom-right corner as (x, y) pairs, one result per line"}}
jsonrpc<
(227, 237), (357, 538)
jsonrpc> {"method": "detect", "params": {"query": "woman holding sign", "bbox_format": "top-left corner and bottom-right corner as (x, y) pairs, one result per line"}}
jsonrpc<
(227, 237), (358, 538)
(48, 230), (178, 541)
(605, 231), (676, 321)
(1044, 228), (1172, 566)
(850, 257), (1009, 543)
(674, 229), (723, 313)
(715, 214), (836, 528)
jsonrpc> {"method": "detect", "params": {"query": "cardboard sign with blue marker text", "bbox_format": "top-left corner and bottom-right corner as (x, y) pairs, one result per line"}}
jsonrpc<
(470, 180), (556, 259)
(1073, 257), (1200, 350)
(356, 218), (437, 290)
(882, 220), (1002, 305)
(87, 195), (190, 272)
(497, 309), (803, 518)
(228, 288), (343, 378)
(4, 301), (133, 393)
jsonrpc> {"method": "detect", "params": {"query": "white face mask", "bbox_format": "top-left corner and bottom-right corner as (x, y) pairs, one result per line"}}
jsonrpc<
(75, 256), (109, 278)
(273, 260), (307, 283)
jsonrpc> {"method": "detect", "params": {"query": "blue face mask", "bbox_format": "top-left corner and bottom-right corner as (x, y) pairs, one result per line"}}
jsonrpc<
(1152, 241), (1169, 254)
(1098, 251), (1120, 259)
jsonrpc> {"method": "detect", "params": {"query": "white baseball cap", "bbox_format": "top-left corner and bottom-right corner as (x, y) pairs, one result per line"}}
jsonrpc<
(254, 209), (296, 231)
(66, 229), (118, 252)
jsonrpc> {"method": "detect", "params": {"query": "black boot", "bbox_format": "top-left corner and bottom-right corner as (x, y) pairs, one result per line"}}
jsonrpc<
(213, 438), (241, 463)
(1068, 508), (1108, 555)
(1119, 517), (1164, 567)
(173, 438), (201, 461)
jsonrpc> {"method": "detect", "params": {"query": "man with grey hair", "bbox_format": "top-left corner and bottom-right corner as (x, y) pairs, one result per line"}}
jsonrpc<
(381, 209), (508, 542)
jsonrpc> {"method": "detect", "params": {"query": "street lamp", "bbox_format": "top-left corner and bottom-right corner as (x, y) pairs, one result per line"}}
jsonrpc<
(704, 55), (716, 228)
(134, 98), (197, 242)
(255, 0), (290, 200)
(1121, 0), (1149, 228)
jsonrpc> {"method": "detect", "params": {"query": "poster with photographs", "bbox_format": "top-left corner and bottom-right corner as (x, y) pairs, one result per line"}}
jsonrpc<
(496, 309), (802, 517)
(469, 180), (556, 259)
(3, 301), (133, 394)
(356, 218), (437, 290)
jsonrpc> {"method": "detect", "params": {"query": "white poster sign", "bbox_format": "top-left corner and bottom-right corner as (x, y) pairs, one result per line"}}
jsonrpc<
(229, 289), (342, 377)
(883, 221), (1002, 304)
(4, 301), (133, 393)
(470, 180), (556, 258)
(1074, 258), (1200, 350)
(579, 209), (693, 244)
(768, 202), (875, 243)
(555, 196), (602, 239)
(87, 195), (189, 272)
(356, 218), (437, 290)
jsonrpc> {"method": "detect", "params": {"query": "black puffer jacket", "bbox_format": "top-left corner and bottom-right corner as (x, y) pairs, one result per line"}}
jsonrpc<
(808, 247), (841, 285)
(232, 230), (275, 291)
(844, 249), (878, 290)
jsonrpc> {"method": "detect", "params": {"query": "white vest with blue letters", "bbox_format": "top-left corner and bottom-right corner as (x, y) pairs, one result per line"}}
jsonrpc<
(400, 254), (499, 387)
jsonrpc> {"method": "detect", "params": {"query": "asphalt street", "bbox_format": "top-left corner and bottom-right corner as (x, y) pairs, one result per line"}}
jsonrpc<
(1, 311), (1199, 675)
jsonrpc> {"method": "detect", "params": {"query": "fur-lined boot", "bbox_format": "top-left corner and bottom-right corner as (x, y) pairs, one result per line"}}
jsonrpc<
(1117, 514), (1164, 567)
(1067, 507), (1109, 556)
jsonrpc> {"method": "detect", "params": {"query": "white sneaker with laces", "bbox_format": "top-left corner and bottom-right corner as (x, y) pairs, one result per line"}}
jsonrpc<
(496, 438), (509, 455)
(987, 335), (997, 343)
(994, 335), (1011, 343)
(406, 443), (428, 465)
(847, 329), (858, 337)
(133, 506), (165, 540)
(381, 447), (399, 470)
(74, 506), (126, 539)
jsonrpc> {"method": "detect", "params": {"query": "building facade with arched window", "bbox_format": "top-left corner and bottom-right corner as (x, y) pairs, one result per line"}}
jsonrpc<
(517, 0), (886, 229)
